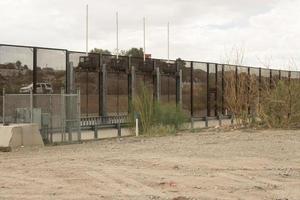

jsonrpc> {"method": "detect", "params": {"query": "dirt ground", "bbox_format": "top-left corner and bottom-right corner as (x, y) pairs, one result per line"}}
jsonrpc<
(0, 129), (299, 200)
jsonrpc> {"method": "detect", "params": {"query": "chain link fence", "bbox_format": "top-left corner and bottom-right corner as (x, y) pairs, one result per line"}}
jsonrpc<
(2, 90), (81, 144)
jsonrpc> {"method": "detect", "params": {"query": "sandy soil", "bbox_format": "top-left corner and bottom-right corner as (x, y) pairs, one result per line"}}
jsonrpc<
(0, 129), (299, 200)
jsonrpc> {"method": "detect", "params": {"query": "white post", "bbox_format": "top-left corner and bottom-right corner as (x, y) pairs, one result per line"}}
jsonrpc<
(143, 17), (146, 62)
(135, 117), (139, 137)
(116, 12), (119, 59)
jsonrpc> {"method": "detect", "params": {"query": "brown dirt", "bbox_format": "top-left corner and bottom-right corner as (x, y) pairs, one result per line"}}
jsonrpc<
(0, 129), (299, 200)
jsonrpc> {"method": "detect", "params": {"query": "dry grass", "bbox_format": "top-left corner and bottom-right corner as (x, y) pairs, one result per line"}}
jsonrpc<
(259, 80), (300, 128)
(224, 70), (259, 126)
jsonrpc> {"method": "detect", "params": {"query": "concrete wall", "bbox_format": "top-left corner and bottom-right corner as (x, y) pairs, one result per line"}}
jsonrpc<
(0, 124), (44, 151)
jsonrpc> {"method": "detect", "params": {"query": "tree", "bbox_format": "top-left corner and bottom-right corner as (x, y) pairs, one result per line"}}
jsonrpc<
(176, 58), (185, 68)
(122, 47), (144, 57)
(16, 60), (22, 69)
(90, 48), (111, 55)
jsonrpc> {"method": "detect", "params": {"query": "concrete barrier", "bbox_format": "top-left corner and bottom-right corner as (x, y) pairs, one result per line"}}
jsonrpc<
(0, 124), (44, 152)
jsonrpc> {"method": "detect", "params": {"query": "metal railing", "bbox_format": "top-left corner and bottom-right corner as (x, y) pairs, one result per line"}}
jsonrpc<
(80, 115), (129, 127)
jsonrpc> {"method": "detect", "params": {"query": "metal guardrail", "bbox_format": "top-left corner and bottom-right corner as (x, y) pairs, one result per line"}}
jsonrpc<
(191, 115), (232, 122)
(80, 115), (130, 139)
(80, 115), (130, 127)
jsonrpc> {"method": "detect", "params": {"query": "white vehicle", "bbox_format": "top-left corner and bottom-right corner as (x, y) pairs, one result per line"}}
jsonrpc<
(20, 83), (53, 94)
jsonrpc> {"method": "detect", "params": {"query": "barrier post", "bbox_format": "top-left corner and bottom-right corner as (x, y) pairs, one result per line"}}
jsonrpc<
(156, 66), (160, 102)
(77, 89), (82, 141)
(101, 64), (107, 116)
(205, 116), (208, 127)
(30, 89), (33, 123)
(61, 88), (65, 142)
(117, 123), (121, 137)
(2, 88), (5, 125)
(131, 65), (136, 100)
(191, 118), (194, 129)
(218, 114), (222, 127)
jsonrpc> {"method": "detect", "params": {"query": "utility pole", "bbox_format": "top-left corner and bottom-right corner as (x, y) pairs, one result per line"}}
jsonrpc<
(86, 4), (89, 55)
(116, 12), (119, 59)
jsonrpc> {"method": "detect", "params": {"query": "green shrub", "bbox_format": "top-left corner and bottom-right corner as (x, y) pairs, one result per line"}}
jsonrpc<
(154, 103), (187, 129)
(131, 85), (187, 135)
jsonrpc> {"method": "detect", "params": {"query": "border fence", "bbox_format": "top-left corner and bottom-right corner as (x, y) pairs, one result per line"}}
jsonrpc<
(1, 90), (81, 143)
(1, 43), (300, 142)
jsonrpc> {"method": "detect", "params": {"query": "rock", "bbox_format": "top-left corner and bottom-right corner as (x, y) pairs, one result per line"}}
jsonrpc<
(173, 165), (179, 170)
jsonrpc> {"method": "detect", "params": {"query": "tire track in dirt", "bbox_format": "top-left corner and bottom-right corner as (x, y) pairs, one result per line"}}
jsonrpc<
(86, 168), (166, 198)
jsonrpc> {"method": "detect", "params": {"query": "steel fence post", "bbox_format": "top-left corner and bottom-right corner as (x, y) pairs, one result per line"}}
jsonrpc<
(49, 93), (53, 144)
(191, 62), (194, 117)
(30, 89), (33, 123)
(101, 64), (107, 116)
(61, 87), (65, 142)
(67, 93), (72, 143)
(99, 54), (102, 116)
(77, 89), (81, 141)
(221, 64), (224, 115)
(207, 63), (210, 117)
(179, 69), (182, 106)
(117, 123), (121, 137)
(131, 65), (136, 101)
(128, 56), (132, 113)
(66, 51), (70, 94)
(156, 65), (160, 102)
(2, 88), (5, 125)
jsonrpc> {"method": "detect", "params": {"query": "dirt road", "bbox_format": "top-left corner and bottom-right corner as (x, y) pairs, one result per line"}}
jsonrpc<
(0, 129), (299, 199)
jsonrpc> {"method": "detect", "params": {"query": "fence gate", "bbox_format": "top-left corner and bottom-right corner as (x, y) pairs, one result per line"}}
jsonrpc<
(2, 92), (81, 144)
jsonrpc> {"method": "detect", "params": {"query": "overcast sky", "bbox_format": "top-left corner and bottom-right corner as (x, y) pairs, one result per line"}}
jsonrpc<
(0, 0), (299, 70)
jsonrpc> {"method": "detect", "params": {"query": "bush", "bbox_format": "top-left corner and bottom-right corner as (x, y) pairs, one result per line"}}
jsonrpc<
(225, 76), (300, 129)
(259, 80), (300, 128)
(224, 70), (259, 126)
(154, 103), (187, 129)
(132, 85), (154, 134)
(132, 85), (187, 135)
